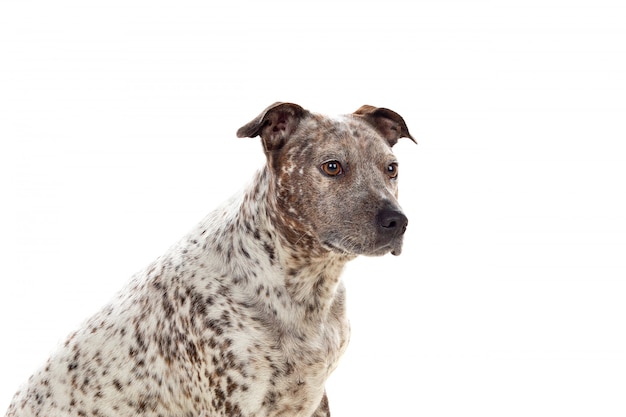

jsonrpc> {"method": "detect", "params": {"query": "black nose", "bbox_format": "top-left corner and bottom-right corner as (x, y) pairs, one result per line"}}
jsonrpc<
(376, 208), (408, 236)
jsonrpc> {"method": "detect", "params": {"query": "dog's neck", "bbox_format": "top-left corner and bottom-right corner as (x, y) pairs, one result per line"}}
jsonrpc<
(245, 168), (351, 315)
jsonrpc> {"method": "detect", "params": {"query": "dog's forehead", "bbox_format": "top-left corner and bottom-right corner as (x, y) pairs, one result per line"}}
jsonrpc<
(293, 113), (394, 157)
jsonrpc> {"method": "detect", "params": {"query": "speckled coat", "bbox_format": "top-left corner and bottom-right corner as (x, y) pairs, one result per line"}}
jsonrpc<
(5, 103), (414, 417)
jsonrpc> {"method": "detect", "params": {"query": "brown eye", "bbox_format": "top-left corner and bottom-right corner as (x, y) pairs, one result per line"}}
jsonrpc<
(321, 161), (343, 177)
(387, 163), (398, 179)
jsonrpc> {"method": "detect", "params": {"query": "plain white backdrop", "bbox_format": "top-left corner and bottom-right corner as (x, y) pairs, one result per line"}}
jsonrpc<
(1, 0), (625, 415)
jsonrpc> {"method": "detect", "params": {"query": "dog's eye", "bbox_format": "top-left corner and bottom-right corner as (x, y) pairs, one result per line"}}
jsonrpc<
(321, 161), (343, 177)
(387, 163), (398, 179)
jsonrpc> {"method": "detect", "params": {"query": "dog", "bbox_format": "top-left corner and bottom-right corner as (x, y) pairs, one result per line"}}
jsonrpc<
(5, 102), (415, 417)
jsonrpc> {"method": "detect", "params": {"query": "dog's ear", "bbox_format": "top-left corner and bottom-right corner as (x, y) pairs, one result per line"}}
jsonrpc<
(237, 102), (308, 153)
(352, 105), (416, 147)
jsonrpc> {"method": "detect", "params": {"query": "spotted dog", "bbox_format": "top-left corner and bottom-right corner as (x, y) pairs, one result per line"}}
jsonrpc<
(5, 103), (415, 417)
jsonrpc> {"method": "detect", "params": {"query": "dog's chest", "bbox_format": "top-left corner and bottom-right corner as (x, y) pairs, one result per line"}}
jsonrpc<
(204, 296), (350, 417)
(141, 199), (352, 416)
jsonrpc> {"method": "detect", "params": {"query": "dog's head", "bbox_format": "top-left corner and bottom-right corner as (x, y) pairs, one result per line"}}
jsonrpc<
(237, 102), (415, 257)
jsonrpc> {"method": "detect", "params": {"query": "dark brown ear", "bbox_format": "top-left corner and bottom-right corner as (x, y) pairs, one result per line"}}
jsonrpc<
(237, 102), (308, 153)
(352, 105), (416, 147)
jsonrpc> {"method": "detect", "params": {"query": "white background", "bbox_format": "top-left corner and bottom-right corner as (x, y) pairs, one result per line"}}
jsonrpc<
(1, 0), (625, 415)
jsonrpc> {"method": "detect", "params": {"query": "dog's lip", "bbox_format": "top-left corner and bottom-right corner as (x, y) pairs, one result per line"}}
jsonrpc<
(384, 242), (403, 256)
(373, 237), (405, 256)
(322, 239), (403, 257)
(321, 240), (351, 255)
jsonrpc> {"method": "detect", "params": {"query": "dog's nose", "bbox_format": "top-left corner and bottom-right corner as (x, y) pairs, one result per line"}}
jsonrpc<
(376, 208), (408, 236)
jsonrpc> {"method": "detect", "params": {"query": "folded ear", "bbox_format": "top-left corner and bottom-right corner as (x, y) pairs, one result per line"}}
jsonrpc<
(237, 102), (308, 153)
(352, 105), (416, 147)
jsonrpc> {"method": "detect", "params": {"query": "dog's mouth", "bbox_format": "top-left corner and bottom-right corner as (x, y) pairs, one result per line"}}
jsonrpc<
(390, 240), (404, 256)
(378, 237), (404, 256)
(321, 237), (404, 257)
